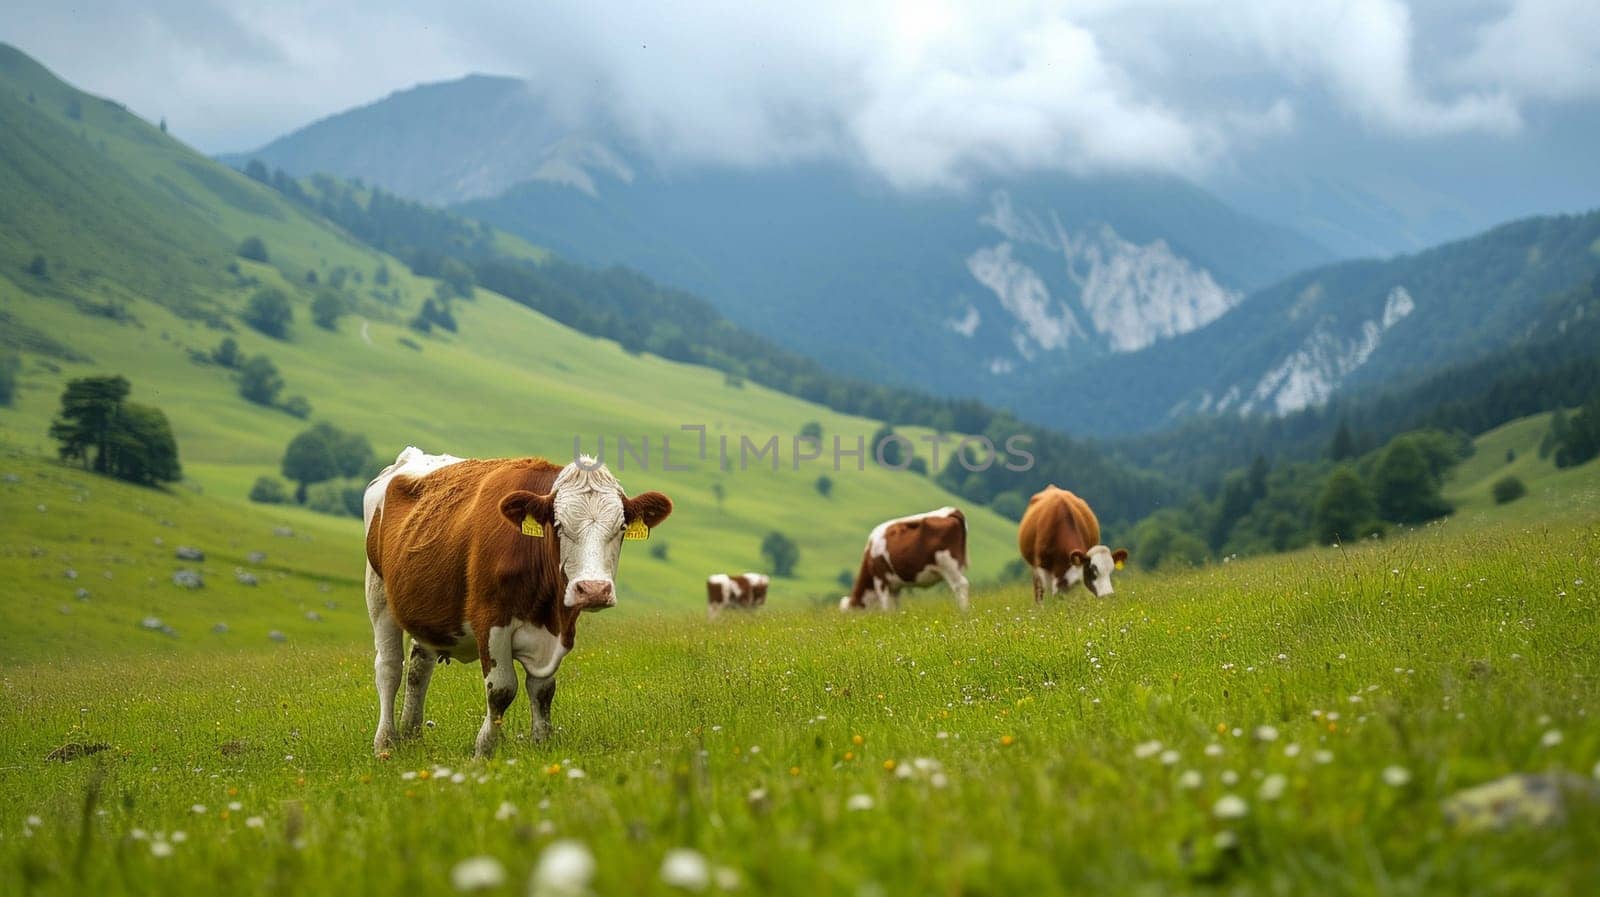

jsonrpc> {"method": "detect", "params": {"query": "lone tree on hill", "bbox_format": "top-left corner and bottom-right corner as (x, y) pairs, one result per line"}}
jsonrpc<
(237, 236), (270, 263)
(761, 531), (801, 578)
(311, 289), (346, 331)
(237, 355), (284, 406)
(280, 422), (374, 504)
(1314, 465), (1378, 544)
(48, 375), (181, 485)
(26, 255), (48, 278)
(244, 288), (293, 339)
(1373, 436), (1452, 523)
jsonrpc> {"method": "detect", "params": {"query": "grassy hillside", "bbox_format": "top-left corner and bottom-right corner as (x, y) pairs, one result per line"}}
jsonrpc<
(1444, 411), (1600, 524)
(3, 459), (1596, 895)
(0, 46), (1023, 609)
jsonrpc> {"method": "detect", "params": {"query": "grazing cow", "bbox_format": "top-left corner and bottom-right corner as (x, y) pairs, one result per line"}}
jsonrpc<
(840, 507), (969, 612)
(706, 572), (769, 618)
(1017, 485), (1128, 603)
(363, 448), (672, 757)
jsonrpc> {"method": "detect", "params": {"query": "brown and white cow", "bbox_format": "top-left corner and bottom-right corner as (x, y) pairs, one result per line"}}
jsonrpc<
(362, 447), (672, 757)
(840, 507), (969, 612)
(1017, 485), (1127, 603)
(706, 572), (769, 618)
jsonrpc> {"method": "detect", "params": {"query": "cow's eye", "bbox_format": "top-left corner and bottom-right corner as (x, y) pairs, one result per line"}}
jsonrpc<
(1087, 566), (1098, 579)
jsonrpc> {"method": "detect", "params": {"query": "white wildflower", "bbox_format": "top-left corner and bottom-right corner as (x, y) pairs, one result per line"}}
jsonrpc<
(450, 856), (506, 892)
(846, 794), (875, 812)
(1220, 770), (1240, 786)
(1313, 750), (1334, 765)
(714, 866), (742, 890)
(245, 816), (265, 829)
(1133, 740), (1163, 759)
(1541, 730), (1563, 748)
(1258, 774), (1287, 801)
(1212, 794), (1249, 819)
(1160, 750), (1180, 766)
(1284, 743), (1301, 758)
(1204, 744), (1224, 758)
(1178, 770), (1203, 790)
(660, 848), (711, 891)
(1254, 725), (1279, 742)
(531, 839), (595, 896)
(170, 831), (188, 843)
(567, 768), (586, 779)
(150, 840), (174, 858)
(190, 804), (207, 815)
(1213, 830), (1239, 849)
(494, 801), (517, 821)
(1382, 765), (1412, 787)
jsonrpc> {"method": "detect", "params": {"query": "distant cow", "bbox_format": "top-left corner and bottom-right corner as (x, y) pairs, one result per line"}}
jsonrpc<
(1017, 486), (1127, 603)
(363, 447), (672, 757)
(706, 572), (769, 618)
(841, 507), (969, 612)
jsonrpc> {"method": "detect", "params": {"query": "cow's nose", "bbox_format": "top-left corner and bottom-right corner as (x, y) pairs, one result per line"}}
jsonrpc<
(571, 579), (615, 610)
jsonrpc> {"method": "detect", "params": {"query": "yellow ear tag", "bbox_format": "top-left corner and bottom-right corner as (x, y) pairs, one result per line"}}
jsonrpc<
(1114, 560), (1125, 571)
(623, 519), (650, 541)
(521, 516), (545, 538)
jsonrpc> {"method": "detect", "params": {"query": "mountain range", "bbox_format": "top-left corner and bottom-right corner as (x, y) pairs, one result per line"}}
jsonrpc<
(230, 72), (1600, 436)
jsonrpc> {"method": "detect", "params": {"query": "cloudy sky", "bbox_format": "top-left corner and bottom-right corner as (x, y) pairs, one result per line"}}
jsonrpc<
(5, 0), (1598, 238)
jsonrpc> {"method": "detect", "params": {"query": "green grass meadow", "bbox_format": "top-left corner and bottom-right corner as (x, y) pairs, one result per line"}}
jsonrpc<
(3, 428), (1599, 896)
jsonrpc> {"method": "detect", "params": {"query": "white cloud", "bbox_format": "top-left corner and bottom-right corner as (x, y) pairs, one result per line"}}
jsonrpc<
(3, 0), (1593, 181)
(1455, 0), (1600, 101)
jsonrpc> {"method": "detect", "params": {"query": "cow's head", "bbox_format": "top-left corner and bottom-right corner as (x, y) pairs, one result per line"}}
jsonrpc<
(1067, 545), (1129, 597)
(499, 457), (672, 610)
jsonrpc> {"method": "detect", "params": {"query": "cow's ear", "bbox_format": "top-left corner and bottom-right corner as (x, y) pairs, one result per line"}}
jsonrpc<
(1111, 548), (1129, 565)
(623, 491), (673, 529)
(1068, 549), (1087, 566)
(500, 490), (555, 529)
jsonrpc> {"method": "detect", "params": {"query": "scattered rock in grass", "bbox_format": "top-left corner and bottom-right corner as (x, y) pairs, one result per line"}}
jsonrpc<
(30, 546), (46, 557)
(36, 503), (46, 513)
(102, 570), (113, 580)
(273, 526), (294, 538)
(140, 617), (178, 637)
(172, 569), (203, 589)
(305, 611), (322, 622)
(46, 741), (110, 763)
(74, 587), (90, 601)
(318, 583), (331, 593)
(267, 630), (287, 643)
(175, 546), (205, 561)
(59, 605), (71, 615)
(235, 570), (259, 587)
(153, 536), (164, 546)
(64, 568), (78, 580)
(1443, 773), (1600, 833)
(212, 622), (229, 634)
(247, 551), (267, 565)
(1, 472), (19, 483)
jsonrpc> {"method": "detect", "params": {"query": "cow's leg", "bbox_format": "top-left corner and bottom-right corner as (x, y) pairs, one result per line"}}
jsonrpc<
(524, 668), (557, 743)
(399, 641), (437, 737)
(474, 625), (518, 759)
(936, 551), (970, 612)
(874, 579), (895, 611)
(366, 564), (402, 755)
(1032, 566), (1047, 605)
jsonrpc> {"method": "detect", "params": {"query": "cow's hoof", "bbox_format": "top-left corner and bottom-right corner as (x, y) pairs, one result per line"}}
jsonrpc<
(372, 730), (396, 756)
(531, 722), (553, 744)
